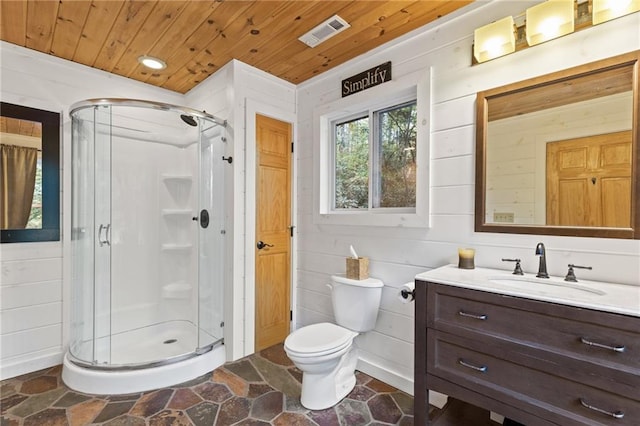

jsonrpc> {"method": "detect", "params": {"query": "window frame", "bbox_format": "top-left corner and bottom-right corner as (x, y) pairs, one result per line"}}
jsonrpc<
(313, 69), (431, 228)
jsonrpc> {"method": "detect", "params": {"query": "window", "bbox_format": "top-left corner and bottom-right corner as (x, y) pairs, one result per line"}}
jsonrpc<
(314, 72), (430, 228)
(333, 99), (417, 211)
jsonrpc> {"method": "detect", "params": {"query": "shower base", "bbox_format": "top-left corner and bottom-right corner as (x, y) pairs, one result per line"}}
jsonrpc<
(62, 320), (225, 394)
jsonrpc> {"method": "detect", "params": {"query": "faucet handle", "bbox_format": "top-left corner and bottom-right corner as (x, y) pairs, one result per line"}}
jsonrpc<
(564, 264), (592, 282)
(502, 258), (523, 275)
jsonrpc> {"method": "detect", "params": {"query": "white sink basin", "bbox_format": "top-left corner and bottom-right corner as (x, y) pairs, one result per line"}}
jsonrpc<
(488, 275), (606, 295)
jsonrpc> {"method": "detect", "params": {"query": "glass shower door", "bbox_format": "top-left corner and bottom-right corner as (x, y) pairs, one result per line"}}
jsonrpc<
(93, 105), (112, 365)
(197, 119), (225, 351)
(69, 105), (112, 366)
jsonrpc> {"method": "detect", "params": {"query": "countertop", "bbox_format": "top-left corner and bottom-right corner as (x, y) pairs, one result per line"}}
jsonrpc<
(415, 264), (640, 318)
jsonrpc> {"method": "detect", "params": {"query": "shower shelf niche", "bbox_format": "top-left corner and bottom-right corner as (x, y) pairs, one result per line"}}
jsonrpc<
(161, 243), (193, 251)
(161, 174), (193, 182)
(161, 209), (193, 217)
(162, 282), (192, 299)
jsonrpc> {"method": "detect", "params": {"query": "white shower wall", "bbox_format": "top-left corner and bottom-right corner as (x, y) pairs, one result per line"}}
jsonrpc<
(109, 136), (199, 335)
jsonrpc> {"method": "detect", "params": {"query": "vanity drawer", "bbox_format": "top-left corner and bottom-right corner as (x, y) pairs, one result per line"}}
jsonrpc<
(427, 283), (640, 375)
(428, 330), (640, 426)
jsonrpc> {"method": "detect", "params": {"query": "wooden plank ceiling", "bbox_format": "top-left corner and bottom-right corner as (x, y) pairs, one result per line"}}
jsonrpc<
(0, 0), (472, 94)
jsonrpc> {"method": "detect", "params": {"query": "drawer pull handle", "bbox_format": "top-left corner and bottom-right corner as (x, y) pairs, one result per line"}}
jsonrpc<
(458, 359), (487, 373)
(580, 337), (626, 353)
(579, 398), (625, 419)
(458, 310), (487, 321)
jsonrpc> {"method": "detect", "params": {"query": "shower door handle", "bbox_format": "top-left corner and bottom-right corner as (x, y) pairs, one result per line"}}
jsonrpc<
(98, 224), (111, 247)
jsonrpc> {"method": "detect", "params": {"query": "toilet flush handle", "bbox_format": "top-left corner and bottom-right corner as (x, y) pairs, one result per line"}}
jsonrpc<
(326, 284), (333, 291)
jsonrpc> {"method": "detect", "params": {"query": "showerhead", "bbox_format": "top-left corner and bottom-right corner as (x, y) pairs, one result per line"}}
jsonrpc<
(180, 114), (197, 127)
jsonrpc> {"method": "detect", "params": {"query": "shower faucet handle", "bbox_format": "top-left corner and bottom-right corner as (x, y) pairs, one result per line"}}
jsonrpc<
(501, 258), (523, 275)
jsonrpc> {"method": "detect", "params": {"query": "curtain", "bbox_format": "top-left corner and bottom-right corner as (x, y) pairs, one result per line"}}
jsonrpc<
(1, 144), (38, 229)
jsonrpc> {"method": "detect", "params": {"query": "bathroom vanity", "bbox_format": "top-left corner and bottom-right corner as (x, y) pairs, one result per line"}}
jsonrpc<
(414, 265), (640, 425)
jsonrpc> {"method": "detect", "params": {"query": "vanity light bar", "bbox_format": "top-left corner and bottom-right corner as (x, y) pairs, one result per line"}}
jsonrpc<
(593, 0), (640, 24)
(472, 0), (640, 64)
(526, 0), (574, 46)
(474, 16), (516, 63)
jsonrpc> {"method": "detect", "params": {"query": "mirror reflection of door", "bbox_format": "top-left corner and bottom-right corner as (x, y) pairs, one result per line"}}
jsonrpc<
(546, 131), (632, 227)
(0, 116), (42, 230)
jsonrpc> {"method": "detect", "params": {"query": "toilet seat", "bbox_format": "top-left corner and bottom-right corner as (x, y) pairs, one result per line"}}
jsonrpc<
(284, 323), (357, 358)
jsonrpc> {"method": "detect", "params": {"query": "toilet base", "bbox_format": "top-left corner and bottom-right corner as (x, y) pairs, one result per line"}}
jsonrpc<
(299, 347), (359, 410)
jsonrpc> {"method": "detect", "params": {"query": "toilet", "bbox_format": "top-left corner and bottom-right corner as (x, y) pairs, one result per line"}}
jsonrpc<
(284, 275), (383, 410)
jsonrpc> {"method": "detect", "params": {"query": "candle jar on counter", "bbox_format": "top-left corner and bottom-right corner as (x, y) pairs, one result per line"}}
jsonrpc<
(458, 248), (475, 269)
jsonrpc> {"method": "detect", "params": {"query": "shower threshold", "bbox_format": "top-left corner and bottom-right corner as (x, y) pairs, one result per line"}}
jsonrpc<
(62, 320), (225, 394)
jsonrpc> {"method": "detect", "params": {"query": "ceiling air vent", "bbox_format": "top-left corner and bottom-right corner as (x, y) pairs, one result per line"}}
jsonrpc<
(298, 15), (350, 48)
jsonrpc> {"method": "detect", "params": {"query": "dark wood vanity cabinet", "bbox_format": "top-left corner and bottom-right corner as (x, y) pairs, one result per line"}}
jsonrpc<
(414, 280), (640, 426)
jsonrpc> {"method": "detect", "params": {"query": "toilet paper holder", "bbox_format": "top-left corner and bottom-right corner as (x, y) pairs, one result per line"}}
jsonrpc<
(400, 288), (415, 300)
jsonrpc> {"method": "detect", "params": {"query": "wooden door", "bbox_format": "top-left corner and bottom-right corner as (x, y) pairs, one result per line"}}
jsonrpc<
(546, 131), (632, 227)
(255, 114), (292, 351)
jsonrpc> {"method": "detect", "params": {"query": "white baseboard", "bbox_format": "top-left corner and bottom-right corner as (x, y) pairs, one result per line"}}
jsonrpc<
(356, 356), (448, 408)
(1, 350), (63, 380)
(356, 356), (413, 394)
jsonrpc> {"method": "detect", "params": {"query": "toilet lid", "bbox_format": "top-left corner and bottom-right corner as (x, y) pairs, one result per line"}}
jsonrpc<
(285, 323), (357, 357)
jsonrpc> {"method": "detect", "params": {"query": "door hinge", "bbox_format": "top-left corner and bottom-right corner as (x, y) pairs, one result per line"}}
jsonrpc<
(290, 310), (293, 321)
(291, 142), (294, 153)
(289, 225), (295, 237)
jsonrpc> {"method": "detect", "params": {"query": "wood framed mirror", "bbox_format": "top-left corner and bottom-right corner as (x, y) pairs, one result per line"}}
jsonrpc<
(475, 51), (640, 239)
(1, 102), (60, 243)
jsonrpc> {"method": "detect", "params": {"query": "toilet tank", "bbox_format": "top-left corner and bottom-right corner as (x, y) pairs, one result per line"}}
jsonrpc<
(330, 275), (383, 332)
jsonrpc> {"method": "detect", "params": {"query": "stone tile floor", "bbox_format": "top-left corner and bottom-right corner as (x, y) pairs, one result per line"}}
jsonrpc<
(1, 344), (418, 425)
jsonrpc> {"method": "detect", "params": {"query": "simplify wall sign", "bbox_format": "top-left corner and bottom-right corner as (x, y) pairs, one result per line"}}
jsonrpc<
(341, 62), (392, 97)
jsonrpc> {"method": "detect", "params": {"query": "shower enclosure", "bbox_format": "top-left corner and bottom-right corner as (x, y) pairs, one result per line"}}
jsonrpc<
(62, 99), (227, 394)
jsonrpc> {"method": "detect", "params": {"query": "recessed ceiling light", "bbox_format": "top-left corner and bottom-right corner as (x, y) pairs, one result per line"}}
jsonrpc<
(138, 55), (167, 70)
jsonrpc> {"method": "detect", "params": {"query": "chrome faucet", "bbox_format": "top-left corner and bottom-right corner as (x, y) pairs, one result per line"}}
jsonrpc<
(535, 242), (549, 278)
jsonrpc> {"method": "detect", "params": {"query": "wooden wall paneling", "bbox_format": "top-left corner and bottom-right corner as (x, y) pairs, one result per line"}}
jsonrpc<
(1, 303), (62, 334)
(72, 1), (125, 67)
(230, 1), (340, 72)
(1, 324), (61, 360)
(1, 258), (63, 286)
(0, 0), (472, 91)
(241, 0), (354, 78)
(376, 309), (414, 342)
(92, 0), (157, 72)
(357, 330), (414, 369)
(166, 1), (287, 93)
(141, 1), (228, 88)
(117, 1), (189, 78)
(0, 280), (62, 311)
(431, 126), (475, 159)
(25, 0), (60, 53)
(431, 156), (474, 187)
(160, 2), (260, 93)
(49, 0), (92, 60)
(0, 1), (27, 45)
(282, 1), (471, 82)
(431, 186), (474, 215)
(297, 288), (333, 316)
(260, 1), (399, 78)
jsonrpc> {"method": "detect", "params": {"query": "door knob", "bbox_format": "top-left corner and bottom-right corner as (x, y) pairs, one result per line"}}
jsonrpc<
(256, 240), (274, 250)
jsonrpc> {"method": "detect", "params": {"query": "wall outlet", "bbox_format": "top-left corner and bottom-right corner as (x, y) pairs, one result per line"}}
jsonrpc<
(493, 212), (515, 223)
